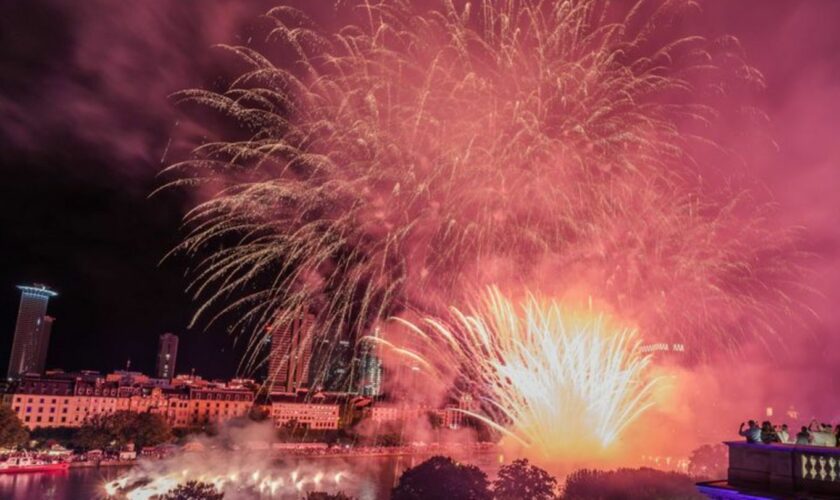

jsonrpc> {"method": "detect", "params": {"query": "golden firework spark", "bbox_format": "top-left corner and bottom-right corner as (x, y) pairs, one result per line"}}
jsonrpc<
(162, 0), (797, 378)
(393, 287), (657, 459)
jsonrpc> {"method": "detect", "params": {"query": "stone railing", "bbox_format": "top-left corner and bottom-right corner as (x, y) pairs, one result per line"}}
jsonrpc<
(698, 441), (840, 498)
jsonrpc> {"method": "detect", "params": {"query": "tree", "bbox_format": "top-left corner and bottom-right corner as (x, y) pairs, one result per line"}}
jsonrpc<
(493, 459), (557, 500)
(277, 419), (305, 441)
(131, 412), (172, 448)
(0, 405), (28, 449)
(160, 480), (224, 500)
(74, 411), (172, 451)
(428, 412), (444, 429)
(30, 426), (76, 449)
(248, 405), (269, 422)
(74, 415), (112, 450)
(562, 467), (704, 500)
(392, 456), (491, 500)
(688, 443), (728, 480)
(462, 414), (500, 444)
(377, 432), (404, 447)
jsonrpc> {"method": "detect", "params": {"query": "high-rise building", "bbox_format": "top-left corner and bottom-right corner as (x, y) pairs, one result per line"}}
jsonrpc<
(155, 333), (179, 380)
(33, 316), (54, 375)
(268, 310), (314, 393)
(315, 337), (353, 392)
(357, 327), (382, 397)
(7, 284), (58, 379)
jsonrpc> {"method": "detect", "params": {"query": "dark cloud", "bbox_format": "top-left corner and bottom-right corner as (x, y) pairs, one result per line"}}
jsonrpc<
(0, 0), (273, 177)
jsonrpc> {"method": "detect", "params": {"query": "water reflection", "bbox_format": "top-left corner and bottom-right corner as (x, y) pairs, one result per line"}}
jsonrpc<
(0, 453), (499, 499)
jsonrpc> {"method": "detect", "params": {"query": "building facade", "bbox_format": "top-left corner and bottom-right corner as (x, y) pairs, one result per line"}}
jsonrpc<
(155, 333), (179, 380)
(186, 384), (253, 426)
(2, 374), (120, 429)
(7, 284), (58, 379)
(269, 392), (340, 430)
(268, 311), (314, 393)
(2, 372), (252, 430)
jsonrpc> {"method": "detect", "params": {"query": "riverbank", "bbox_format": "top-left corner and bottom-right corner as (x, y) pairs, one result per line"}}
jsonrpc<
(15, 441), (498, 471)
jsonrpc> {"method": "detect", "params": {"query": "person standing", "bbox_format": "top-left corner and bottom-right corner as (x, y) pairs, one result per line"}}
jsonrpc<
(777, 424), (790, 444)
(739, 421), (762, 443)
(796, 426), (813, 445)
(761, 421), (781, 444)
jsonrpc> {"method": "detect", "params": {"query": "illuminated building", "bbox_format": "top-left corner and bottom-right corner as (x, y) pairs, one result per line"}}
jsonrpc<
(7, 284), (58, 379)
(268, 310), (314, 393)
(269, 391), (340, 430)
(2, 373), (120, 429)
(357, 327), (382, 397)
(2, 372), (252, 430)
(317, 338), (353, 391)
(155, 333), (179, 380)
(186, 384), (253, 426)
(367, 404), (430, 424)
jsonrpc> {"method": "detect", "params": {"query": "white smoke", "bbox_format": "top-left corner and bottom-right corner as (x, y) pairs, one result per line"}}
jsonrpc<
(105, 420), (357, 499)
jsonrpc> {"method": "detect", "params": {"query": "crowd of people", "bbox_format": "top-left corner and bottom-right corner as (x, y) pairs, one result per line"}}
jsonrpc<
(738, 419), (840, 447)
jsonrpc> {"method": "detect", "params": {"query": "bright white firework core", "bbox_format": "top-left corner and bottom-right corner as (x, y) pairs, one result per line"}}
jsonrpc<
(395, 287), (658, 460)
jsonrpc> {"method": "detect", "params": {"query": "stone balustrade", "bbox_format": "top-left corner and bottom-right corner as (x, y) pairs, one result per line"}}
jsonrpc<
(697, 441), (840, 498)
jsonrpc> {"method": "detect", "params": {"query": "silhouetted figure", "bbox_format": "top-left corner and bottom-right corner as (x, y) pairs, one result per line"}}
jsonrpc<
(739, 420), (761, 444)
(761, 421), (781, 444)
(795, 426), (813, 445)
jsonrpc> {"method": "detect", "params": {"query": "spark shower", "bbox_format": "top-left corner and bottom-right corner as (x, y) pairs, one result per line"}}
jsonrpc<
(163, 0), (801, 461)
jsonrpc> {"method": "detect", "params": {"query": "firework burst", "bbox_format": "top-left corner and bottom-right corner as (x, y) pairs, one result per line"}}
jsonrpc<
(389, 286), (657, 460)
(162, 0), (798, 379)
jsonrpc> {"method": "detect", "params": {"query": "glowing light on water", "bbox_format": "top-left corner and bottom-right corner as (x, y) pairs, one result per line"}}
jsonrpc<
(105, 465), (351, 499)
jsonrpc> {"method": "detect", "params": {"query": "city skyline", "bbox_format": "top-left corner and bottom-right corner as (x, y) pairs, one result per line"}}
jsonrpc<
(1, 0), (839, 418)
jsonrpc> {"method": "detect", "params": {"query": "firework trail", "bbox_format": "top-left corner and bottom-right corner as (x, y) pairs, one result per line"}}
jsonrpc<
(162, 0), (799, 379)
(387, 286), (657, 460)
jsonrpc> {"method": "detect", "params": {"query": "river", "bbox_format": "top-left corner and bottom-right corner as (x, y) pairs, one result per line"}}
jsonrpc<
(0, 453), (501, 499)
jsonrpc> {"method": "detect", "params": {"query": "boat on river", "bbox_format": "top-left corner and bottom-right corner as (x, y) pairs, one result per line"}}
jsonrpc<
(0, 454), (69, 474)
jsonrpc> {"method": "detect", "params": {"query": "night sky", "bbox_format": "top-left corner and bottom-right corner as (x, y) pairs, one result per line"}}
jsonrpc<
(1, 1), (839, 384)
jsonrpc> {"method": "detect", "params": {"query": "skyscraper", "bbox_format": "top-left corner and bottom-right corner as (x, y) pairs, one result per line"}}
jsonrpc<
(358, 327), (382, 397)
(155, 333), (179, 379)
(268, 310), (314, 393)
(7, 284), (58, 379)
